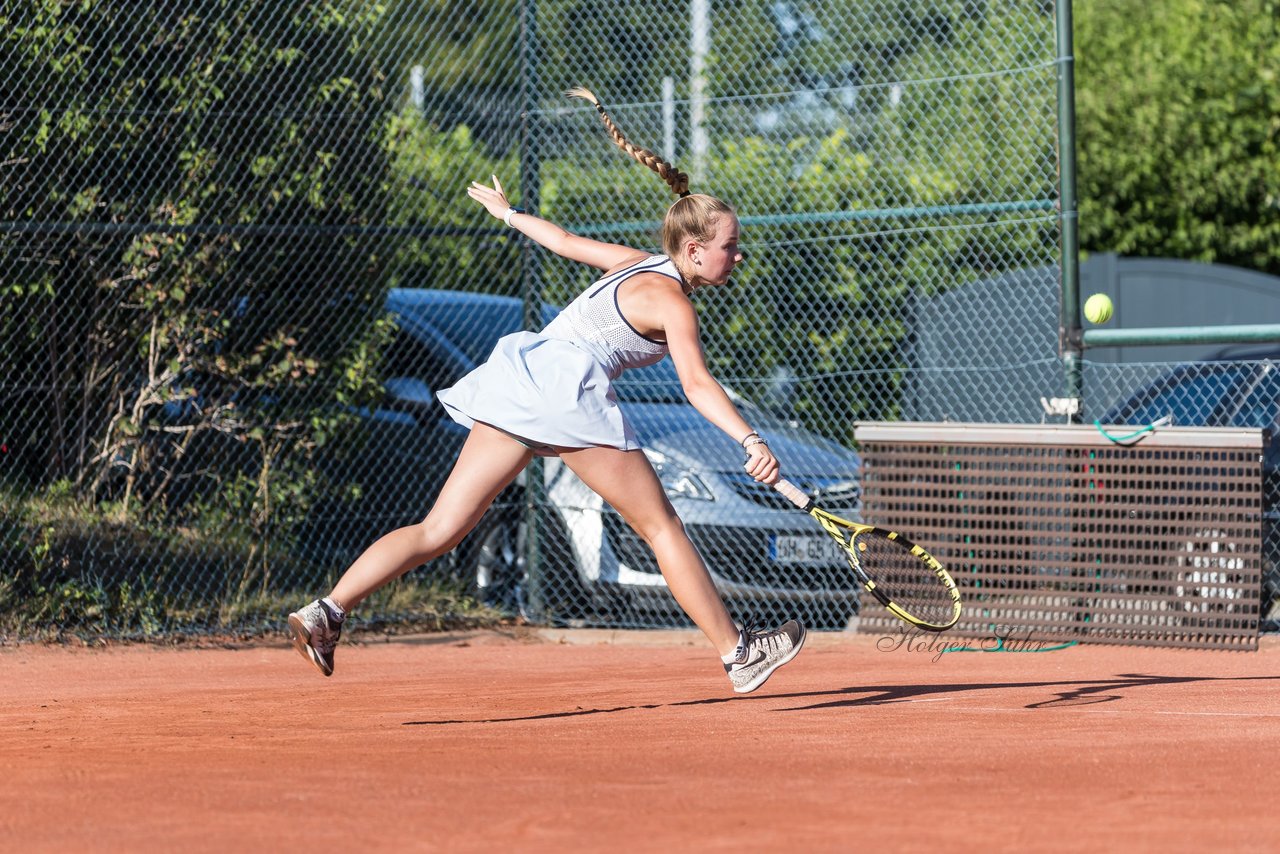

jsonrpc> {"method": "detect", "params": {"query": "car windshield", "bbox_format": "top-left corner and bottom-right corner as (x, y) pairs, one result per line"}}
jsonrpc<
(391, 291), (772, 412)
(614, 360), (688, 404)
(1230, 365), (1280, 428)
(615, 359), (782, 430)
(389, 295), (522, 367)
(1112, 364), (1253, 427)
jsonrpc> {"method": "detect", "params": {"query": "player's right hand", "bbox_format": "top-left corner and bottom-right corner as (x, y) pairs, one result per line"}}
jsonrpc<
(744, 442), (780, 485)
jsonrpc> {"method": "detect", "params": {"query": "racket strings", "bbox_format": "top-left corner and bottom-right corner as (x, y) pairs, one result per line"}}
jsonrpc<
(855, 533), (958, 627)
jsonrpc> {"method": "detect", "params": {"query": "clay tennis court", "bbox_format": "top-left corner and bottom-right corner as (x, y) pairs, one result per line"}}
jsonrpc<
(4, 628), (1277, 852)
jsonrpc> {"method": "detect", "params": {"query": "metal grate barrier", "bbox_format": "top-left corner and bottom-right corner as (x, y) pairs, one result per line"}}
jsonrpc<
(854, 423), (1263, 650)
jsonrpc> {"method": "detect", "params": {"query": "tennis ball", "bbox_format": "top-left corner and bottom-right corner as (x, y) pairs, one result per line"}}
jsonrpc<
(1084, 293), (1113, 324)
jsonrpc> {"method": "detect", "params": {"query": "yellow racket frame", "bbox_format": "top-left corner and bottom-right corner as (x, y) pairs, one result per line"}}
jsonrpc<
(774, 478), (962, 632)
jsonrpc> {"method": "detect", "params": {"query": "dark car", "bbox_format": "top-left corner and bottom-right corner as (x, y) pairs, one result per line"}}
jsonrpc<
(1100, 346), (1280, 629)
(314, 288), (866, 629)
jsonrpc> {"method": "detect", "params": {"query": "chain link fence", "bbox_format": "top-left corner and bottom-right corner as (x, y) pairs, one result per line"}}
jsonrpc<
(2, 1), (1273, 641)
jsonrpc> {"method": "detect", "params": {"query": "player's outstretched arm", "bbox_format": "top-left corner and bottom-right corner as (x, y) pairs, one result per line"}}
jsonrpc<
(658, 289), (780, 485)
(467, 175), (646, 272)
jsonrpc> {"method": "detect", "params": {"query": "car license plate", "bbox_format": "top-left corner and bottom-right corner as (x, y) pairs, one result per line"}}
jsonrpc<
(768, 533), (844, 565)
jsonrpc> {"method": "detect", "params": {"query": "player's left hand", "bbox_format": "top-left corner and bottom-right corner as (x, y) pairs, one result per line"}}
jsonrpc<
(467, 175), (513, 221)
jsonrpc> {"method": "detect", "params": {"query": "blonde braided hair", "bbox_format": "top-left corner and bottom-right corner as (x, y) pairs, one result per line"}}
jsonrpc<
(566, 86), (690, 197)
(567, 86), (736, 271)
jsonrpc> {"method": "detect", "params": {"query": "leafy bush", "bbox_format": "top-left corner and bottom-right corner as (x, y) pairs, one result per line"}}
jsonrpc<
(1075, 0), (1280, 273)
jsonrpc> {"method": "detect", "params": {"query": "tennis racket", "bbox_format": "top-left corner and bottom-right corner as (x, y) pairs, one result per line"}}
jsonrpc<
(772, 478), (962, 632)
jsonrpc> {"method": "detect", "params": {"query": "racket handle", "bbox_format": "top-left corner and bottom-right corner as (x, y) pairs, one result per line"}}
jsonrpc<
(772, 478), (813, 511)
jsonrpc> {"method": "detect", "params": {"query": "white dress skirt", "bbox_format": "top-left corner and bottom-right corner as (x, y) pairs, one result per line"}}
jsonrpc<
(435, 331), (642, 456)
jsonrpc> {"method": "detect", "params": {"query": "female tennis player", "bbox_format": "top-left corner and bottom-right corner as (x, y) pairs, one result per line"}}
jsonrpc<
(288, 88), (805, 694)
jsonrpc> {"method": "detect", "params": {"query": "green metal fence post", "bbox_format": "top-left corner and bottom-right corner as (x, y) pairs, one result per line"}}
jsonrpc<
(519, 0), (546, 620)
(1056, 0), (1083, 422)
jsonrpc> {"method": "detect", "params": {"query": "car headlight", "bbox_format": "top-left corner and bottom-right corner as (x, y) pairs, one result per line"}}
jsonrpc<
(643, 448), (715, 501)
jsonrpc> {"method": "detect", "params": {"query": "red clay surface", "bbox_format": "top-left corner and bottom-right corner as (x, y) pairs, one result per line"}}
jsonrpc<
(3, 628), (1277, 852)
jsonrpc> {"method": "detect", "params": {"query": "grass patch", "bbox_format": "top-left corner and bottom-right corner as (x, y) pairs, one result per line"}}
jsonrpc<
(0, 483), (505, 643)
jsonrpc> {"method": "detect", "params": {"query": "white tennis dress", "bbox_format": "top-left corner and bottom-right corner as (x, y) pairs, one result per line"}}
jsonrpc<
(436, 255), (685, 454)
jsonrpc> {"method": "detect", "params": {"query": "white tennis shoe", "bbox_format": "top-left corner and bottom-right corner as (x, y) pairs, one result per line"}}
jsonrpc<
(724, 620), (806, 694)
(288, 599), (343, 677)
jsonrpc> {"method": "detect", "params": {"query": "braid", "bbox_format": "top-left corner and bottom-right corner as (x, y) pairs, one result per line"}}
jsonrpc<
(566, 86), (690, 197)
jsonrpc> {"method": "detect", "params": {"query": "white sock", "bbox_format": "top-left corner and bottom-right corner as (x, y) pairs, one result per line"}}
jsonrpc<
(720, 630), (748, 665)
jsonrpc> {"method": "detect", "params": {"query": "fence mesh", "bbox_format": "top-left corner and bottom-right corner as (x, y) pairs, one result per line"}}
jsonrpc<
(2, 1), (1274, 641)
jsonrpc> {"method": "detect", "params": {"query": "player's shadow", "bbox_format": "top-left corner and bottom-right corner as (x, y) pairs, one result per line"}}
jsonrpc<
(401, 672), (1280, 725)
(776, 673), (1280, 712)
(403, 696), (737, 725)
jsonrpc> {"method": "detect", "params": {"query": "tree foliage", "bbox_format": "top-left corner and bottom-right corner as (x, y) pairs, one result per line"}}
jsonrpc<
(1075, 0), (1280, 273)
(0, 1), (393, 541)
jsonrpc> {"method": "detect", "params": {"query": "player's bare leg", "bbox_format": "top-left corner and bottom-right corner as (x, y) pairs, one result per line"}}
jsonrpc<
(558, 445), (804, 691)
(558, 445), (741, 655)
(288, 423), (533, 675)
(328, 422), (534, 610)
